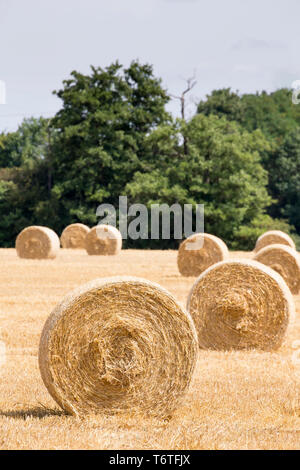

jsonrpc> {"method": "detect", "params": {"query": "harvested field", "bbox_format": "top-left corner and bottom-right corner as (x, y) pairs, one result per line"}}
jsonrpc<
(1, 248), (300, 450)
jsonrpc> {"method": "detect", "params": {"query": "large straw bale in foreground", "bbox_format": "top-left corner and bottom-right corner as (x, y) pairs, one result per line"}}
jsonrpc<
(60, 223), (90, 249)
(254, 244), (300, 295)
(254, 230), (295, 252)
(85, 225), (122, 255)
(39, 277), (198, 416)
(187, 259), (294, 351)
(177, 233), (228, 277)
(16, 226), (60, 260)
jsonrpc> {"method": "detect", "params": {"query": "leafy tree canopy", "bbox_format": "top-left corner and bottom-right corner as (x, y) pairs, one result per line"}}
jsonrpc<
(268, 126), (300, 233)
(49, 61), (171, 225)
(126, 114), (272, 248)
(0, 64), (298, 249)
(197, 88), (300, 142)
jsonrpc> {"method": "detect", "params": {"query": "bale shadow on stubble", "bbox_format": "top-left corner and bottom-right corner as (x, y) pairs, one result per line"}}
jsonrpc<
(0, 406), (66, 420)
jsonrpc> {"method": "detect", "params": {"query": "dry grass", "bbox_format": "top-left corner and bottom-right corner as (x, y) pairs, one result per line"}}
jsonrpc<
(85, 226), (122, 255)
(254, 244), (300, 295)
(254, 230), (296, 252)
(39, 277), (197, 417)
(1, 248), (300, 449)
(177, 233), (228, 277)
(60, 223), (90, 249)
(16, 226), (60, 260)
(187, 259), (294, 351)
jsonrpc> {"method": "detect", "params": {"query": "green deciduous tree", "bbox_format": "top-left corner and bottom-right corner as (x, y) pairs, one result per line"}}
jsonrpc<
(197, 88), (300, 235)
(197, 88), (300, 141)
(0, 65), (298, 250)
(50, 61), (170, 227)
(197, 88), (244, 123)
(268, 127), (300, 233)
(0, 118), (58, 246)
(126, 115), (272, 248)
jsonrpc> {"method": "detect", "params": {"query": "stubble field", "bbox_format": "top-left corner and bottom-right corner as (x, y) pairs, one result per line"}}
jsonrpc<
(1, 248), (300, 450)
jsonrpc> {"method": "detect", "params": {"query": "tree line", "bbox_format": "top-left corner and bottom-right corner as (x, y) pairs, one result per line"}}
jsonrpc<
(0, 61), (299, 249)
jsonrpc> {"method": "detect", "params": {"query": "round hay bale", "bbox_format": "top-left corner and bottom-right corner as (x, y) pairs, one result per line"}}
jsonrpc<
(254, 230), (295, 252)
(16, 226), (60, 260)
(60, 223), (90, 249)
(177, 233), (229, 277)
(85, 225), (122, 255)
(253, 244), (300, 295)
(39, 277), (198, 417)
(187, 259), (295, 351)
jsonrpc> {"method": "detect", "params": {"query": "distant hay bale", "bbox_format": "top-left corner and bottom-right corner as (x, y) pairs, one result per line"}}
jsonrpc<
(253, 244), (300, 295)
(16, 226), (60, 260)
(177, 233), (229, 277)
(254, 230), (295, 252)
(187, 259), (295, 351)
(85, 225), (122, 255)
(60, 223), (90, 249)
(39, 277), (198, 417)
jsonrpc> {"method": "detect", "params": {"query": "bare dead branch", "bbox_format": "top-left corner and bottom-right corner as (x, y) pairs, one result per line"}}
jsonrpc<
(170, 72), (198, 155)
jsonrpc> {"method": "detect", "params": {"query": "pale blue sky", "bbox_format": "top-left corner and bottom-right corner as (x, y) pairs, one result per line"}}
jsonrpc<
(0, 0), (299, 131)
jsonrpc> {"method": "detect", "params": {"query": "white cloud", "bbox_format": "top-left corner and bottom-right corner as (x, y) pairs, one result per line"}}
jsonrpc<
(232, 38), (286, 51)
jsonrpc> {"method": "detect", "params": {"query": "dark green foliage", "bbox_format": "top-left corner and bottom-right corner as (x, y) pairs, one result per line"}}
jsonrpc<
(197, 88), (300, 235)
(126, 115), (272, 248)
(268, 127), (300, 233)
(0, 117), (58, 246)
(0, 64), (298, 249)
(197, 88), (300, 141)
(49, 61), (170, 228)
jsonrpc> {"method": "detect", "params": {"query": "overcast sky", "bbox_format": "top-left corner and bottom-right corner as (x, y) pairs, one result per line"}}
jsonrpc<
(0, 0), (299, 131)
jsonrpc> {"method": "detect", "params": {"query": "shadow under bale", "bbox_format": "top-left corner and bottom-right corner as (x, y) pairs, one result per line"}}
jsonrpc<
(0, 406), (66, 420)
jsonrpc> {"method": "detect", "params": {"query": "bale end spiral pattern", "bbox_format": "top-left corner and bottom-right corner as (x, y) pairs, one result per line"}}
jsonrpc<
(39, 277), (198, 417)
